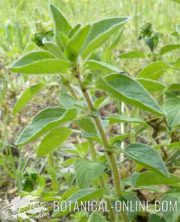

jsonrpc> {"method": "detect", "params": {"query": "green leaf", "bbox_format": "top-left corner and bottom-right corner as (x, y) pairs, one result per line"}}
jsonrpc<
(67, 188), (103, 204)
(96, 74), (163, 116)
(76, 117), (99, 140)
(59, 92), (82, 109)
(13, 83), (44, 115)
(107, 114), (145, 124)
(124, 143), (169, 176)
(42, 42), (65, 59)
(50, 4), (72, 35)
(166, 83), (180, 93)
(137, 61), (170, 80)
(137, 78), (166, 92)
(149, 214), (165, 222)
(10, 58), (70, 74)
(75, 159), (105, 188)
(119, 50), (145, 59)
(10, 50), (55, 67)
(37, 127), (72, 156)
(132, 172), (180, 187)
(86, 60), (123, 75)
(160, 192), (180, 222)
(163, 93), (180, 128)
(15, 107), (77, 145)
(82, 17), (129, 57)
(68, 24), (81, 38)
(88, 212), (107, 222)
(160, 44), (180, 55)
(54, 188), (103, 217)
(66, 25), (91, 61)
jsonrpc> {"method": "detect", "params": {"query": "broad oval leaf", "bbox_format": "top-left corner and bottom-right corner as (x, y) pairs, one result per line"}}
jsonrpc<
(76, 117), (100, 140)
(124, 143), (169, 176)
(137, 78), (166, 92)
(96, 74), (163, 116)
(119, 50), (145, 59)
(132, 172), (180, 187)
(86, 60), (123, 75)
(13, 83), (44, 115)
(75, 159), (105, 188)
(37, 127), (72, 156)
(82, 17), (129, 57)
(163, 93), (180, 128)
(160, 44), (180, 55)
(137, 61), (171, 80)
(50, 4), (72, 35)
(15, 107), (77, 145)
(10, 59), (70, 74)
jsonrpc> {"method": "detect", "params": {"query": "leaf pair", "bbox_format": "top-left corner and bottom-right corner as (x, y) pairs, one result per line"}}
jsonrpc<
(51, 4), (130, 61)
(9, 5), (130, 74)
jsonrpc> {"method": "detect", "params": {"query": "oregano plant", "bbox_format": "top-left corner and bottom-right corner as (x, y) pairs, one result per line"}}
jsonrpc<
(9, 4), (180, 222)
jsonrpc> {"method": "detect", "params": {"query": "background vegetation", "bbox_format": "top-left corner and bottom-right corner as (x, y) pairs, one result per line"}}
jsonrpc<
(0, 0), (179, 221)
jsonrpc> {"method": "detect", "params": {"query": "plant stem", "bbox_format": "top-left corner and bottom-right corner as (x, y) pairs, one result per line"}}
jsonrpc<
(63, 78), (116, 221)
(74, 67), (128, 222)
(89, 140), (115, 221)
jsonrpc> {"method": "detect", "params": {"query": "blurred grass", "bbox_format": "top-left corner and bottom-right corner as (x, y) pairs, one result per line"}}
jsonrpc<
(0, 0), (179, 59)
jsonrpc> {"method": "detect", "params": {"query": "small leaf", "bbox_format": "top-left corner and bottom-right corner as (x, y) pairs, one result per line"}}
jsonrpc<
(66, 25), (91, 61)
(37, 127), (72, 156)
(124, 143), (169, 175)
(82, 17), (129, 57)
(42, 42), (65, 59)
(54, 188), (103, 217)
(137, 61), (170, 80)
(160, 44), (180, 55)
(163, 93), (180, 128)
(96, 74), (163, 115)
(15, 107), (77, 145)
(86, 60), (123, 75)
(75, 159), (105, 188)
(50, 4), (72, 35)
(68, 24), (81, 38)
(59, 92), (81, 109)
(67, 188), (103, 204)
(137, 78), (165, 92)
(13, 83), (44, 115)
(107, 114), (146, 124)
(119, 50), (145, 59)
(76, 117), (99, 140)
(133, 172), (180, 187)
(88, 212), (107, 222)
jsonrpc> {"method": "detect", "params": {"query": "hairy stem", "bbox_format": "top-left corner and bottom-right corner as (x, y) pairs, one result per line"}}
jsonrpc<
(74, 67), (128, 221)
(63, 78), (115, 221)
